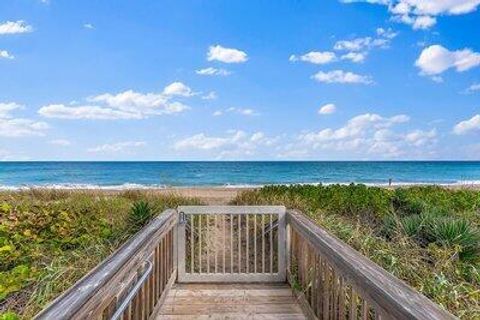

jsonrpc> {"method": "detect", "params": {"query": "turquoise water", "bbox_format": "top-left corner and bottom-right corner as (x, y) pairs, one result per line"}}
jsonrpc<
(1, 161), (480, 189)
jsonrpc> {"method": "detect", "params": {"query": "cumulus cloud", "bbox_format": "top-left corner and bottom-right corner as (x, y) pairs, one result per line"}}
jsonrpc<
(0, 102), (49, 137)
(174, 130), (277, 159)
(465, 83), (480, 93)
(38, 83), (193, 120)
(88, 141), (146, 153)
(196, 67), (231, 76)
(318, 103), (336, 115)
(83, 23), (94, 29)
(162, 82), (194, 97)
(289, 51), (337, 64)
(214, 107), (259, 116)
(341, 52), (366, 63)
(296, 112), (436, 158)
(312, 70), (373, 84)
(0, 20), (33, 34)
(0, 50), (14, 60)
(207, 45), (248, 63)
(202, 91), (218, 100)
(415, 45), (480, 76)
(334, 37), (388, 52)
(341, 0), (480, 29)
(0, 102), (22, 118)
(405, 129), (437, 146)
(453, 114), (480, 135)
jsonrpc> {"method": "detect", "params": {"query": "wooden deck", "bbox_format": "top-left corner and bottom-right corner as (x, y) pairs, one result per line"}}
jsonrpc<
(155, 283), (307, 319)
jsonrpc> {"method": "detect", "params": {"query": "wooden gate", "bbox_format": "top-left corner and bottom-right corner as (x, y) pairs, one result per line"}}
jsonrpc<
(177, 206), (286, 282)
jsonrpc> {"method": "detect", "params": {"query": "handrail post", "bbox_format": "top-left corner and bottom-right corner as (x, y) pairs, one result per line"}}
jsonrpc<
(286, 223), (291, 277)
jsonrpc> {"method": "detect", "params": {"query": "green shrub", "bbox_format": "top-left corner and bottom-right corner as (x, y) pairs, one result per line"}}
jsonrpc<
(0, 312), (20, 320)
(128, 200), (153, 231)
(427, 218), (480, 262)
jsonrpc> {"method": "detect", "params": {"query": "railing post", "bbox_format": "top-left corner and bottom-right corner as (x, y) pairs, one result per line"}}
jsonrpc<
(286, 222), (291, 277)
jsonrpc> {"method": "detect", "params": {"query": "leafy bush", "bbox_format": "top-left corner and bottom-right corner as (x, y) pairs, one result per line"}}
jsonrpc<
(426, 218), (480, 262)
(128, 200), (153, 231)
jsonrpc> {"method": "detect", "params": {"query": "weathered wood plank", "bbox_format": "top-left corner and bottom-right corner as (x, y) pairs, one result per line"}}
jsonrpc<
(156, 283), (308, 319)
(178, 205), (286, 215)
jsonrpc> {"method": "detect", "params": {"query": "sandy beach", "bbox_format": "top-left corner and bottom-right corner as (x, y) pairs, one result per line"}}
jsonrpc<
(144, 187), (253, 204)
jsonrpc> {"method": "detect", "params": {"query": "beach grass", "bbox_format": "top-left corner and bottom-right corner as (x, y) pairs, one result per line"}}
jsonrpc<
(232, 184), (480, 319)
(0, 189), (202, 319)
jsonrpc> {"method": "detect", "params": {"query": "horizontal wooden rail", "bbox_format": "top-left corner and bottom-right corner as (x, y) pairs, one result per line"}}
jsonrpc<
(34, 209), (177, 320)
(286, 210), (457, 320)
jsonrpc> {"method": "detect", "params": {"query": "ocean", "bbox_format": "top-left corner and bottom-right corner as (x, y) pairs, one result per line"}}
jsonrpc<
(1, 161), (480, 189)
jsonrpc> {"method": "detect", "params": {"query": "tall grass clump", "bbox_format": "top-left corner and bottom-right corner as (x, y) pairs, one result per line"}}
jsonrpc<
(233, 184), (480, 319)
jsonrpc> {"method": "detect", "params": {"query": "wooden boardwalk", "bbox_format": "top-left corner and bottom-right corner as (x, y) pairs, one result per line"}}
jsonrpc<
(155, 283), (307, 319)
(35, 207), (457, 320)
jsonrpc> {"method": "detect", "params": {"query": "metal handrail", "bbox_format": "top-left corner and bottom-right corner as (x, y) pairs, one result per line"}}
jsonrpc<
(110, 260), (153, 320)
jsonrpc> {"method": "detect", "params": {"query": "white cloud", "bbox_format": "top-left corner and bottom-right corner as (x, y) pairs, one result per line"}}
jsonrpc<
(342, 0), (480, 29)
(0, 20), (33, 34)
(215, 107), (259, 116)
(88, 141), (146, 153)
(202, 91), (218, 100)
(49, 139), (71, 146)
(83, 23), (94, 29)
(332, 28), (396, 63)
(0, 102), (22, 118)
(39, 84), (192, 120)
(295, 113), (436, 158)
(398, 0), (480, 16)
(415, 45), (480, 76)
(162, 82), (194, 97)
(174, 130), (277, 159)
(318, 103), (337, 115)
(289, 51), (337, 64)
(0, 118), (48, 137)
(405, 129), (437, 146)
(412, 15), (437, 29)
(312, 70), (373, 84)
(38, 104), (143, 120)
(0, 50), (14, 60)
(301, 113), (409, 143)
(0, 102), (49, 137)
(196, 67), (231, 76)
(465, 83), (480, 93)
(334, 37), (389, 51)
(341, 52), (366, 63)
(453, 114), (480, 135)
(376, 27), (398, 39)
(207, 45), (248, 63)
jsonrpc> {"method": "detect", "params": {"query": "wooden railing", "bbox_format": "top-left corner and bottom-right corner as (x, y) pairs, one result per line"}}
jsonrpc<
(286, 210), (456, 320)
(34, 209), (177, 320)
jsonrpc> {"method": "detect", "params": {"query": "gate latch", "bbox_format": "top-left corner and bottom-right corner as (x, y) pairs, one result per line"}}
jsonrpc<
(179, 211), (186, 225)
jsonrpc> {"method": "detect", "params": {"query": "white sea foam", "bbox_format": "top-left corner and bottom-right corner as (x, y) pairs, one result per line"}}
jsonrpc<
(1, 180), (480, 191)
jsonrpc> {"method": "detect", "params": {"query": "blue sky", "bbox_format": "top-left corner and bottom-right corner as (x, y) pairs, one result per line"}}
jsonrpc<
(0, 0), (479, 160)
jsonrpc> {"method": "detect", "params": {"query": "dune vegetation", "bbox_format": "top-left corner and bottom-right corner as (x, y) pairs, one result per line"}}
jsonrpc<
(0, 189), (201, 319)
(1, 185), (479, 319)
(233, 184), (480, 319)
